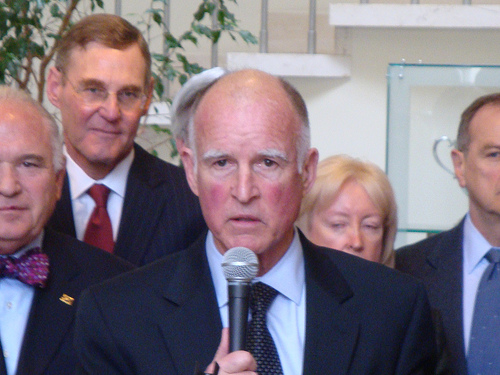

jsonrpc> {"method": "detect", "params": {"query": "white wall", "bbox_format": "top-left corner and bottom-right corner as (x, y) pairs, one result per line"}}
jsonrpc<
(300, 27), (500, 167)
(112, 1), (500, 244)
(130, 1), (500, 167)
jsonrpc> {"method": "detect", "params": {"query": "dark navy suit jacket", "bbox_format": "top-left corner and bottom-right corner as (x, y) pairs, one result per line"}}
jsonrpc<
(0, 228), (134, 375)
(75, 231), (437, 374)
(48, 143), (206, 266)
(396, 219), (467, 375)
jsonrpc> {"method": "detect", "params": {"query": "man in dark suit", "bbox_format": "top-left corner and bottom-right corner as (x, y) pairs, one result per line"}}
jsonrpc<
(75, 69), (437, 374)
(0, 85), (133, 375)
(46, 14), (206, 265)
(396, 93), (500, 375)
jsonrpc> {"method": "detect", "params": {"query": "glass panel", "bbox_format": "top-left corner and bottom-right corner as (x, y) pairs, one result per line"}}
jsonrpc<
(386, 64), (500, 247)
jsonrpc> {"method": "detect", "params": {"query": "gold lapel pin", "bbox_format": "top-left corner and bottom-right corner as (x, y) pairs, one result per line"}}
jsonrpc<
(59, 294), (75, 306)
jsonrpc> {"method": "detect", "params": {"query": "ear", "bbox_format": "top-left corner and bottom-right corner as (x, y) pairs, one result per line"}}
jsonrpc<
(301, 148), (319, 195)
(47, 67), (63, 109)
(451, 148), (466, 188)
(176, 138), (199, 197)
(141, 77), (155, 117)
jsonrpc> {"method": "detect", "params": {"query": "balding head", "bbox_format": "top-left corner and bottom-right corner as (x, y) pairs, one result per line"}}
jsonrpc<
(175, 68), (318, 274)
(173, 69), (310, 172)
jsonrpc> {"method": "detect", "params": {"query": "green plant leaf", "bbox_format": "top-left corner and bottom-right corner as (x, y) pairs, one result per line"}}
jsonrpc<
(50, 4), (61, 17)
(239, 30), (258, 44)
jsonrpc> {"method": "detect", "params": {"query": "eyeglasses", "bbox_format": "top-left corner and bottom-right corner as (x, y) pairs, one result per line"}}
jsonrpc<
(63, 75), (147, 111)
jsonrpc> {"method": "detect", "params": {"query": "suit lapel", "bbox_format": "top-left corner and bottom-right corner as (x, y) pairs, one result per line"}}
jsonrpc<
(300, 234), (359, 375)
(150, 232), (361, 374)
(425, 221), (467, 373)
(155, 235), (222, 374)
(48, 174), (76, 237)
(114, 145), (167, 264)
(16, 230), (81, 375)
(0, 340), (6, 375)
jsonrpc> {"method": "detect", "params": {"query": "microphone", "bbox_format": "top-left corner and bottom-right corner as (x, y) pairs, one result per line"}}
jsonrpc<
(222, 247), (259, 352)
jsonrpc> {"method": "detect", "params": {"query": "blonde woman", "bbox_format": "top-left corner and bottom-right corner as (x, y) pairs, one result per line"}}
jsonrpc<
(297, 154), (397, 267)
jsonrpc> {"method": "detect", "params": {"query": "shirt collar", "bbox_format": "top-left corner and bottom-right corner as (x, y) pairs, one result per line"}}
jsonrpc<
(64, 145), (134, 199)
(463, 213), (493, 274)
(206, 229), (305, 309)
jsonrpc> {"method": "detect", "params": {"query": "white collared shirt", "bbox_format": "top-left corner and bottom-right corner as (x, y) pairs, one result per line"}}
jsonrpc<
(0, 233), (44, 375)
(462, 214), (493, 353)
(64, 147), (134, 241)
(206, 229), (306, 375)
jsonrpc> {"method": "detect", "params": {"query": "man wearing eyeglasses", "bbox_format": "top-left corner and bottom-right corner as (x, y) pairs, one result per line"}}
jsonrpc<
(46, 13), (206, 265)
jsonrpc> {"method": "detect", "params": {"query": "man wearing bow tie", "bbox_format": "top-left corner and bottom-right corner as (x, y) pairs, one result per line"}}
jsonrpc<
(0, 85), (133, 375)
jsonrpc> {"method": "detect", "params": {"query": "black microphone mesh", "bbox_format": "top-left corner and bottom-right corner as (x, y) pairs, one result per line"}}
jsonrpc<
(222, 247), (259, 282)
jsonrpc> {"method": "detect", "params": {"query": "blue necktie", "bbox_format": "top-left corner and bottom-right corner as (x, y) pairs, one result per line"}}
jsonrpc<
(246, 282), (283, 375)
(468, 248), (500, 374)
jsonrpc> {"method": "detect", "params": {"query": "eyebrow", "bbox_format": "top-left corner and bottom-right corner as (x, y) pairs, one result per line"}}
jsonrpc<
(202, 149), (227, 161)
(201, 148), (289, 163)
(19, 154), (47, 165)
(78, 79), (106, 87)
(258, 148), (288, 163)
(482, 144), (500, 150)
(78, 79), (143, 92)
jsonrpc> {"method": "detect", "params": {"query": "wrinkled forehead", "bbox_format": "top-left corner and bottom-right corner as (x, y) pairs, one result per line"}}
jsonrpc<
(468, 105), (500, 142)
(201, 70), (291, 104)
(195, 94), (299, 151)
(195, 73), (300, 130)
(0, 100), (49, 141)
(64, 42), (149, 85)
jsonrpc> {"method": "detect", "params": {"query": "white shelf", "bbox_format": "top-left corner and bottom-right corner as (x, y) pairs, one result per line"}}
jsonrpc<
(226, 4), (500, 78)
(329, 4), (500, 29)
(226, 52), (351, 78)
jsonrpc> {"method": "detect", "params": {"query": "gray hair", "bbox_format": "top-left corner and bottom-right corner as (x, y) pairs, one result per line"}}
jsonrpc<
(171, 67), (228, 148)
(0, 85), (64, 172)
(171, 68), (311, 171)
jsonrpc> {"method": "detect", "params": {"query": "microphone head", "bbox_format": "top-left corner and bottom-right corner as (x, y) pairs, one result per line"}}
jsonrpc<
(222, 247), (259, 282)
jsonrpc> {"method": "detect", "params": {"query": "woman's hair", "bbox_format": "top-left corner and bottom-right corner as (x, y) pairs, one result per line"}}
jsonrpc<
(297, 154), (397, 267)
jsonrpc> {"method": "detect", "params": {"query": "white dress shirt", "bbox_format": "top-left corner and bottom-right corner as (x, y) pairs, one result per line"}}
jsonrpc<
(462, 214), (493, 354)
(0, 234), (44, 375)
(64, 147), (134, 241)
(206, 230), (306, 375)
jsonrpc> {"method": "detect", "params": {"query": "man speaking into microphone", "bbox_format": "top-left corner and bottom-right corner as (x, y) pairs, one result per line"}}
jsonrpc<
(75, 68), (438, 374)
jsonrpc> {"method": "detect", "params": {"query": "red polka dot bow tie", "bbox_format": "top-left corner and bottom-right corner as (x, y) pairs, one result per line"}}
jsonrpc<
(0, 248), (49, 288)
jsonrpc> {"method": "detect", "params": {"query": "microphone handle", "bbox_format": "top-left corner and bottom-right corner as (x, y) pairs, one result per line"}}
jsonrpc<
(228, 281), (251, 352)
